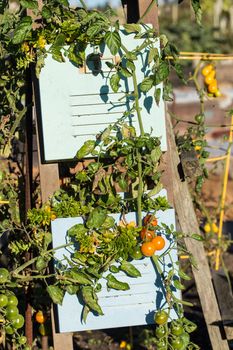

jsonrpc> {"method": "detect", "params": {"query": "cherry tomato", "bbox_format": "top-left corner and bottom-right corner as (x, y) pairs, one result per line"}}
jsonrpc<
(201, 64), (214, 77)
(35, 310), (46, 324)
(155, 325), (166, 338)
(143, 214), (158, 227)
(204, 70), (215, 85)
(170, 337), (184, 350)
(208, 81), (218, 94)
(6, 305), (19, 320)
(151, 236), (165, 251)
(7, 295), (18, 306)
(130, 245), (143, 260)
(171, 321), (184, 336)
(5, 325), (14, 335)
(11, 314), (25, 329)
(194, 114), (204, 124)
(156, 338), (166, 349)
(18, 336), (27, 345)
(214, 89), (222, 97)
(0, 268), (9, 283)
(154, 310), (169, 325)
(141, 241), (156, 257)
(140, 228), (155, 241)
(0, 294), (8, 307)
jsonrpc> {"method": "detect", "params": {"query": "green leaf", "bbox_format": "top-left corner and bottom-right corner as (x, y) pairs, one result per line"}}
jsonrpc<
(178, 269), (191, 281)
(191, 233), (204, 241)
(147, 183), (163, 198)
(119, 67), (132, 78)
(140, 76), (154, 93)
(191, 0), (202, 26)
(151, 147), (162, 163)
(82, 286), (104, 316)
(106, 274), (130, 291)
(76, 140), (96, 159)
(120, 261), (141, 278)
(123, 23), (141, 33)
(126, 60), (135, 72)
(47, 285), (65, 305)
(50, 33), (66, 62)
(173, 279), (185, 291)
(82, 305), (90, 323)
(57, 0), (69, 6)
(86, 207), (107, 229)
(154, 88), (161, 106)
(67, 224), (87, 238)
(87, 24), (103, 38)
(105, 30), (121, 55)
(12, 16), (32, 45)
(174, 63), (185, 81)
(20, 0), (38, 9)
(148, 47), (159, 64)
(70, 270), (93, 285)
(155, 61), (170, 85)
(41, 6), (52, 19)
(110, 73), (120, 93)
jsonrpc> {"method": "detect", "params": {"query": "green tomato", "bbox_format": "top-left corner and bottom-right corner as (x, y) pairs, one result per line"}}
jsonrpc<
(155, 325), (166, 339)
(194, 114), (204, 124)
(7, 295), (18, 306)
(171, 321), (184, 336)
(0, 294), (8, 307)
(18, 336), (27, 345)
(0, 268), (9, 283)
(6, 305), (19, 320)
(12, 314), (25, 329)
(154, 310), (169, 325)
(170, 337), (184, 350)
(156, 338), (166, 349)
(130, 245), (143, 260)
(5, 325), (14, 335)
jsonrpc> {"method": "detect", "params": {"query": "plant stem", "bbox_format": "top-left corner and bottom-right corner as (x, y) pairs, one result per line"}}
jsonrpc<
(137, 0), (158, 24)
(79, 0), (88, 10)
(13, 242), (73, 275)
(136, 150), (143, 226)
(132, 70), (145, 136)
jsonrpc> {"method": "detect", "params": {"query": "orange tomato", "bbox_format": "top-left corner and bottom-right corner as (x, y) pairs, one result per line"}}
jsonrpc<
(35, 311), (46, 324)
(151, 236), (165, 251)
(140, 228), (155, 241)
(143, 214), (158, 227)
(201, 64), (214, 77)
(141, 241), (156, 257)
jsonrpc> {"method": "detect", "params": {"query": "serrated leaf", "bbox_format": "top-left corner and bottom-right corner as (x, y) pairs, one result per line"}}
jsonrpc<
(151, 147), (162, 163)
(148, 47), (159, 64)
(47, 285), (65, 305)
(57, 0), (69, 6)
(12, 16), (32, 44)
(123, 23), (141, 33)
(110, 73), (120, 93)
(119, 67), (132, 78)
(155, 61), (170, 85)
(140, 76), (154, 93)
(105, 30), (121, 55)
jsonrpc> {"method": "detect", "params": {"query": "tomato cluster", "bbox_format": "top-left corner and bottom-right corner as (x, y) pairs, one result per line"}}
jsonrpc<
(201, 64), (221, 97)
(0, 289), (26, 346)
(153, 310), (197, 350)
(139, 215), (166, 257)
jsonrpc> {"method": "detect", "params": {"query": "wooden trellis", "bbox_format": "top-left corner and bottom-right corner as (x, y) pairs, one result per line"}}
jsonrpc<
(26, 1), (231, 349)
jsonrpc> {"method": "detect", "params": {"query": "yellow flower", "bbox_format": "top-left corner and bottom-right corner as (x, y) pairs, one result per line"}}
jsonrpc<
(21, 42), (30, 53)
(50, 213), (57, 221)
(204, 223), (211, 233)
(37, 35), (47, 49)
(127, 221), (136, 228)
